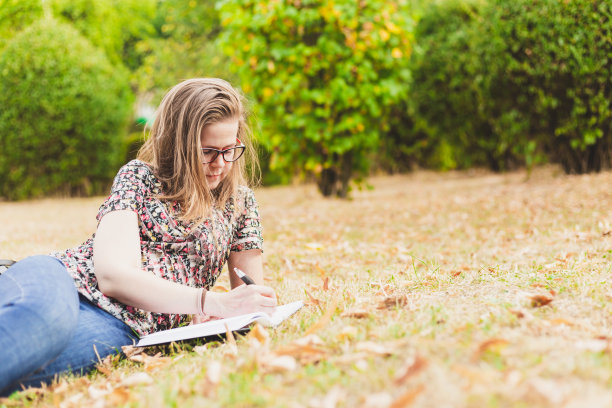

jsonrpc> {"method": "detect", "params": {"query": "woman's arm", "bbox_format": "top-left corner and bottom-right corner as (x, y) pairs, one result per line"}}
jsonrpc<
(93, 210), (275, 317)
(227, 248), (264, 288)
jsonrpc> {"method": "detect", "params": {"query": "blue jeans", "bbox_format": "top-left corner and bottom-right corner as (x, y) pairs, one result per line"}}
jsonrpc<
(0, 255), (137, 396)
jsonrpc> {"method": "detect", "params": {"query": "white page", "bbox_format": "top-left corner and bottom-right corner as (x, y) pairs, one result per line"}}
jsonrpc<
(137, 300), (304, 347)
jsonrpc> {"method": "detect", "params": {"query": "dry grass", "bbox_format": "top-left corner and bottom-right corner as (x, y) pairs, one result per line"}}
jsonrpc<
(2, 166), (612, 407)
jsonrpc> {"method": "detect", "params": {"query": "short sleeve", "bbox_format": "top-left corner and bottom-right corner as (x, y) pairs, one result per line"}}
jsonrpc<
(231, 187), (263, 252)
(96, 160), (152, 223)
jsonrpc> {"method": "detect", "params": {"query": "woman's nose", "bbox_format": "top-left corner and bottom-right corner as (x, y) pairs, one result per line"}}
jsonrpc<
(210, 152), (226, 167)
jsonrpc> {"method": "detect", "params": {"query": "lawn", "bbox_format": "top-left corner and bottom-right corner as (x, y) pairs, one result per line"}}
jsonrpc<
(1, 167), (611, 407)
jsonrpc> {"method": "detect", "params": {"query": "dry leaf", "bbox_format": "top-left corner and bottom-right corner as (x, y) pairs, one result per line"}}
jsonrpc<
(474, 338), (509, 360)
(336, 325), (358, 341)
(303, 296), (340, 336)
(193, 345), (209, 356)
(247, 322), (270, 346)
(206, 361), (222, 385)
(341, 308), (371, 319)
(224, 323), (238, 357)
(274, 334), (328, 364)
(323, 276), (330, 291)
(262, 355), (298, 373)
(390, 385), (424, 408)
(121, 372), (153, 387)
(378, 295), (408, 310)
(530, 293), (553, 307)
(355, 341), (394, 357)
(121, 345), (144, 358)
(361, 392), (393, 408)
(394, 355), (428, 385)
(107, 387), (131, 406)
(304, 288), (323, 312)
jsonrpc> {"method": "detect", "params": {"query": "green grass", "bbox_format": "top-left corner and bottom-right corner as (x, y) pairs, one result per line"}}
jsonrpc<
(2, 166), (612, 407)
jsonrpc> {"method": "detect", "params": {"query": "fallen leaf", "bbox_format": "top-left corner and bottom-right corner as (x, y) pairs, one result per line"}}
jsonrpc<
(378, 295), (408, 310)
(336, 325), (358, 341)
(303, 296), (340, 336)
(121, 372), (153, 387)
(193, 345), (208, 356)
(262, 355), (298, 373)
(530, 293), (553, 307)
(355, 341), (394, 357)
(341, 308), (371, 319)
(121, 345), (144, 358)
(390, 385), (424, 408)
(304, 288), (323, 312)
(107, 387), (131, 406)
(246, 322), (270, 346)
(274, 334), (328, 364)
(361, 392), (393, 408)
(473, 338), (509, 361)
(224, 323), (238, 357)
(206, 361), (222, 385)
(394, 355), (428, 385)
(323, 276), (329, 291)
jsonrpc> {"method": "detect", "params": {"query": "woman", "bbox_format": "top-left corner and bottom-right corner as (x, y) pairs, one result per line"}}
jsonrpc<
(0, 78), (277, 396)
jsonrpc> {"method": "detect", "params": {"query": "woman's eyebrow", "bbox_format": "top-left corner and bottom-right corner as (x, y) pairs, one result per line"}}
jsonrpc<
(202, 142), (237, 150)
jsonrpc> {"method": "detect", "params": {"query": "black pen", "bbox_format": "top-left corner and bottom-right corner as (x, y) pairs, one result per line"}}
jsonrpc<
(234, 267), (255, 285)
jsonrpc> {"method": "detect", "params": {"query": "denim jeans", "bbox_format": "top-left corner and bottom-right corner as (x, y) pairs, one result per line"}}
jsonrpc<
(0, 255), (137, 396)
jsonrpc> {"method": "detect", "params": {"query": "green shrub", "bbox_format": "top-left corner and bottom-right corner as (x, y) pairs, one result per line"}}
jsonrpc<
(0, 18), (133, 200)
(410, 0), (612, 173)
(217, 0), (414, 196)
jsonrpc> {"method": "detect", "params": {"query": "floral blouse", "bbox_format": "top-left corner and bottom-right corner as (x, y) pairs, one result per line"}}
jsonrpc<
(51, 160), (263, 337)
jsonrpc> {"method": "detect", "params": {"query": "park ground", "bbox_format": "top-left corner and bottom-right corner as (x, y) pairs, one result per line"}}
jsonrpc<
(1, 167), (611, 407)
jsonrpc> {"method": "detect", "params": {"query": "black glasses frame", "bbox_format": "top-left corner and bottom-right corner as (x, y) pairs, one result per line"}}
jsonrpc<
(200, 142), (246, 164)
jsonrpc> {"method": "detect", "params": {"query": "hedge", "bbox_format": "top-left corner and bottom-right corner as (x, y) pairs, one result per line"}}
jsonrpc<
(0, 18), (133, 199)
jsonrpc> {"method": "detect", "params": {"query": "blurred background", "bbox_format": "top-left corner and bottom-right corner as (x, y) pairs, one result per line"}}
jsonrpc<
(0, 0), (609, 200)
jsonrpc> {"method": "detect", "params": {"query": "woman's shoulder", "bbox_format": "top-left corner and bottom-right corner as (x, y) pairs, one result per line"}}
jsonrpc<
(112, 159), (160, 193)
(118, 159), (154, 175)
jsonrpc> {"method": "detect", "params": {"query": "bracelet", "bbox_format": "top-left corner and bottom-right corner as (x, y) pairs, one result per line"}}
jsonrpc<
(196, 288), (207, 317)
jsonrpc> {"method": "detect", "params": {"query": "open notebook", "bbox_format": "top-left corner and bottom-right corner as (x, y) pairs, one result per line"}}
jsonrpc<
(137, 300), (304, 347)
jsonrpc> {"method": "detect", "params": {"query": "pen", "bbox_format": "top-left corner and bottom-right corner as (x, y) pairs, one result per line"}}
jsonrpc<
(234, 267), (256, 285)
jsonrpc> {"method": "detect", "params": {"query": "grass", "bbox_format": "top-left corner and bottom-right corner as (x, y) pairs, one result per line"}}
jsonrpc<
(1, 166), (612, 407)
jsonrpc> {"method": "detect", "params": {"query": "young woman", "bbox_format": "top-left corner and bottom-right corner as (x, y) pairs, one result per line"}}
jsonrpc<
(0, 78), (277, 396)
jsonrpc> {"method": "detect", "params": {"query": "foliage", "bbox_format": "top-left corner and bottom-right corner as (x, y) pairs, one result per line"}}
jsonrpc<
(217, 0), (414, 196)
(50, 0), (157, 72)
(0, 18), (133, 200)
(0, 0), (42, 50)
(135, 0), (232, 99)
(410, 0), (612, 173)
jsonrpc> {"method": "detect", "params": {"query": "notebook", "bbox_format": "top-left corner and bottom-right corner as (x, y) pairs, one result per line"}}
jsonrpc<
(136, 300), (304, 347)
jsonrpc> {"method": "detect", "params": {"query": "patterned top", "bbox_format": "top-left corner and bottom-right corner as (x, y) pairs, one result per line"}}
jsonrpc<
(51, 160), (263, 337)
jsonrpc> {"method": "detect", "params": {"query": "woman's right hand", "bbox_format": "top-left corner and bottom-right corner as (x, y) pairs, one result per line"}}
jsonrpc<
(203, 284), (277, 318)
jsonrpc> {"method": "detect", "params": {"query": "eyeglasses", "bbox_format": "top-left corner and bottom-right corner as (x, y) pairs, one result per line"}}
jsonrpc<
(200, 140), (246, 164)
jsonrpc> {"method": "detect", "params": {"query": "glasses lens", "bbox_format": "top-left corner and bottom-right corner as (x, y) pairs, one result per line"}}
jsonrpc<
(223, 146), (246, 162)
(201, 149), (219, 163)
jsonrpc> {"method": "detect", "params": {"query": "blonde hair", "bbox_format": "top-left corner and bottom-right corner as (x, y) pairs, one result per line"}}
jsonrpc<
(137, 78), (259, 223)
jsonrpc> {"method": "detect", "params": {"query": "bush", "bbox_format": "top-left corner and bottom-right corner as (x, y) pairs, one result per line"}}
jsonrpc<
(217, 0), (414, 196)
(410, 0), (612, 173)
(0, 18), (133, 199)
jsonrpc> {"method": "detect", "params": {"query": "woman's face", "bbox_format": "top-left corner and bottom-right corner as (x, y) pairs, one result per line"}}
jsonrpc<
(200, 119), (240, 190)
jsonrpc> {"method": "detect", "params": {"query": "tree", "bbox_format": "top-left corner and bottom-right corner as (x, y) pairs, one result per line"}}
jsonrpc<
(217, 0), (414, 197)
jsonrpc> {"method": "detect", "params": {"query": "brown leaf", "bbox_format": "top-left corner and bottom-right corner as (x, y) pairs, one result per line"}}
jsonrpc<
(473, 338), (510, 361)
(262, 355), (298, 373)
(378, 295), (408, 310)
(323, 276), (330, 291)
(355, 341), (394, 357)
(341, 308), (371, 319)
(304, 288), (323, 313)
(121, 345), (144, 358)
(303, 296), (340, 336)
(107, 387), (131, 406)
(394, 355), (428, 385)
(530, 293), (553, 307)
(390, 385), (425, 408)
(246, 322), (270, 346)
(274, 334), (328, 364)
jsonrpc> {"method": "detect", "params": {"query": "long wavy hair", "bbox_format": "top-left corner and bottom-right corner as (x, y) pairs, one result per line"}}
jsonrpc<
(137, 78), (259, 223)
